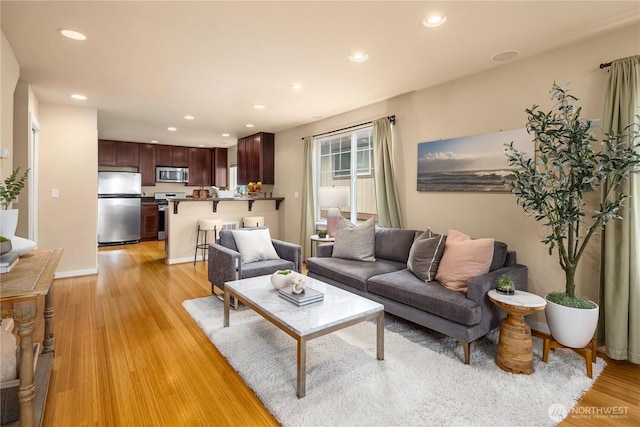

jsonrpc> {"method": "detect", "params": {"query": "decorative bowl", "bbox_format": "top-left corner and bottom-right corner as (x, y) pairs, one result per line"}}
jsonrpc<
(0, 239), (11, 255)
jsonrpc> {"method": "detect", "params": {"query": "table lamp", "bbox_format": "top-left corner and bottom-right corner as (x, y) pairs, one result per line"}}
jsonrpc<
(317, 186), (350, 237)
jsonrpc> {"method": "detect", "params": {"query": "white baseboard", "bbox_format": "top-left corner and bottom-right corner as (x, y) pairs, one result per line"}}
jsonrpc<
(54, 268), (97, 279)
(167, 256), (205, 265)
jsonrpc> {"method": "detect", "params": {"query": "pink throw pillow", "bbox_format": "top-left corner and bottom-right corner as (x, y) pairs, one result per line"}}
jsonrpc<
(435, 229), (494, 292)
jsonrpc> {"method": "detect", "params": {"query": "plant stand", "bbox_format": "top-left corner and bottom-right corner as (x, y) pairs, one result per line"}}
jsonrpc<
(542, 336), (597, 378)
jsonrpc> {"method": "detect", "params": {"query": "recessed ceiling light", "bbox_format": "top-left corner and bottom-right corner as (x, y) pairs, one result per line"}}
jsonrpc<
(150, 140), (159, 143)
(253, 104), (266, 110)
(422, 14), (447, 28)
(348, 52), (369, 62)
(198, 144), (205, 147)
(245, 124), (254, 128)
(184, 115), (195, 120)
(70, 94), (87, 100)
(222, 133), (230, 137)
(492, 50), (520, 62)
(289, 83), (303, 90)
(58, 29), (87, 40)
(168, 127), (177, 131)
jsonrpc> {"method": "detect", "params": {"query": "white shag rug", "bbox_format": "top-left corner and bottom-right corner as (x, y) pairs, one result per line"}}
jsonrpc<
(183, 296), (605, 427)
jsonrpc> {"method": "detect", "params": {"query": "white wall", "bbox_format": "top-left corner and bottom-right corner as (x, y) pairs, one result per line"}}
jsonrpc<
(37, 103), (98, 276)
(1, 31), (19, 181)
(275, 24), (640, 330)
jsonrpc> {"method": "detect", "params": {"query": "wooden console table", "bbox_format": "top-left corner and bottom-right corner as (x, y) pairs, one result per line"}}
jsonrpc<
(1, 248), (63, 427)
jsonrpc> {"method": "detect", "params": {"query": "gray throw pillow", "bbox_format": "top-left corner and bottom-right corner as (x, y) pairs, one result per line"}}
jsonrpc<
(332, 218), (376, 262)
(407, 229), (446, 282)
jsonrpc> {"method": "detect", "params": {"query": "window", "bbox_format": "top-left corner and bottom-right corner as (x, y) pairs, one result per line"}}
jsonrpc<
(315, 127), (376, 225)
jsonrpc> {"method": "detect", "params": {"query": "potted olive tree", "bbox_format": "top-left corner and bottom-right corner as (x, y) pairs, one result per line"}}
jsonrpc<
(504, 83), (640, 348)
(0, 166), (29, 239)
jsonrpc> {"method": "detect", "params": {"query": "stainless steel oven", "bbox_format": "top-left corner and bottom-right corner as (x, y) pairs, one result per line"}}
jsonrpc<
(154, 192), (186, 240)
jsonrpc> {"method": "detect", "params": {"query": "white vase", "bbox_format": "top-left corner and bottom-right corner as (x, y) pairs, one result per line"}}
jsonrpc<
(0, 209), (19, 238)
(545, 296), (599, 348)
(271, 270), (293, 290)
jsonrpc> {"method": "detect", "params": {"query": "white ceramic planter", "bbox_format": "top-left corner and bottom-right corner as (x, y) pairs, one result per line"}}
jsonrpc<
(545, 296), (599, 348)
(271, 270), (293, 290)
(0, 209), (19, 238)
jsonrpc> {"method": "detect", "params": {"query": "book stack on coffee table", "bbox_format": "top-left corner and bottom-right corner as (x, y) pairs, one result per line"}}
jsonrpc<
(278, 286), (324, 306)
(0, 251), (19, 274)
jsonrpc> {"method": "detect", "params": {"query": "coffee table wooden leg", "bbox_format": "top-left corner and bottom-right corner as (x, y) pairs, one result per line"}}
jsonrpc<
(43, 285), (55, 354)
(377, 311), (384, 360)
(297, 338), (307, 398)
(223, 291), (230, 327)
(14, 300), (37, 427)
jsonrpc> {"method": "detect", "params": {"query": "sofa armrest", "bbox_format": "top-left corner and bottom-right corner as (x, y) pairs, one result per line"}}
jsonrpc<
(208, 243), (241, 291)
(271, 239), (302, 273)
(315, 242), (334, 258)
(466, 264), (529, 305)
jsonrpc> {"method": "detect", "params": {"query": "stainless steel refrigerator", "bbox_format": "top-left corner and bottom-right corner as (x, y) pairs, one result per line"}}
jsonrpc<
(98, 172), (142, 245)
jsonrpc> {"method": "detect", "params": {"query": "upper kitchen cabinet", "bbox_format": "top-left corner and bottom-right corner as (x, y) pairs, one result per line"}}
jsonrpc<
(211, 147), (228, 188)
(187, 147), (211, 186)
(156, 145), (188, 167)
(138, 143), (157, 186)
(98, 140), (139, 167)
(237, 132), (274, 185)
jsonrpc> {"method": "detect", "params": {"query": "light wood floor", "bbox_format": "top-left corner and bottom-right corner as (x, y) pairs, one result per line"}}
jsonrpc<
(38, 241), (638, 426)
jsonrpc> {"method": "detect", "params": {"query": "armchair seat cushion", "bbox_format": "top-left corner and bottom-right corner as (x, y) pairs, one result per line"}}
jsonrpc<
(241, 259), (296, 279)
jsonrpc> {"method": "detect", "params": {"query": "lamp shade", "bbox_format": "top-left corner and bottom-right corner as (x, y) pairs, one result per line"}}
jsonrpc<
(317, 186), (350, 208)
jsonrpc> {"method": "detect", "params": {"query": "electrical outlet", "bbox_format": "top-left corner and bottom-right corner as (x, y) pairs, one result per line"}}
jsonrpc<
(294, 191), (299, 199)
(52, 189), (59, 198)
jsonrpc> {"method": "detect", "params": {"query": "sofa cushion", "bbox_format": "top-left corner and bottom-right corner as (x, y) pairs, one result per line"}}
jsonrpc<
(374, 227), (419, 263)
(306, 256), (405, 292)
(332, 217), (376, 262)
(489, 241), (508, 271)
(231, 228), (280, 264)
(407, 229), (446, 282)
(435, 229), (494, 293)
(367, 269), (482, 326)
(241, 259), (295, 278)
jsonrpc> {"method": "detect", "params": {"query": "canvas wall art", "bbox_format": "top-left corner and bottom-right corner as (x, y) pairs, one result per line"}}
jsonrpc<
(416, 128), (532, 192)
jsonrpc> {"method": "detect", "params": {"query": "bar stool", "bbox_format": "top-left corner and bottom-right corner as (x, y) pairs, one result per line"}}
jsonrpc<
(194, 218), (224, 265)
(242, 216), (265, 228)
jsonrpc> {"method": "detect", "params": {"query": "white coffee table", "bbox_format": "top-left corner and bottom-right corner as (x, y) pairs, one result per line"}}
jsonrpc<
(223, 275), (384, 398)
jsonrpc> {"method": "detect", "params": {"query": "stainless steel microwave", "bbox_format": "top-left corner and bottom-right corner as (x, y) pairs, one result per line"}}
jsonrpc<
(156, 166), (189, 183)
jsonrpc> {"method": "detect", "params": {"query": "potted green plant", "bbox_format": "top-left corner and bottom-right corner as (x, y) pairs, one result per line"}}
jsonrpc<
(318, 229), (328, 238)
(504, 83), (640, 348)
(0, 167), (29, 239)
(496, 274), (515, 295)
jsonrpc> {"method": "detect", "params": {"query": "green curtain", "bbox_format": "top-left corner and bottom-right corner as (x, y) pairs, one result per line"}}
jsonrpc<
(298, 136), (316, 260)
(602, 55), (640, 363)
(373, 118), (403, 228)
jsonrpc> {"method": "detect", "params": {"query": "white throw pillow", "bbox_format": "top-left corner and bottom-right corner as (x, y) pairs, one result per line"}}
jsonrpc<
(231, 228), (280, 264)
(0, 323), (17, 382)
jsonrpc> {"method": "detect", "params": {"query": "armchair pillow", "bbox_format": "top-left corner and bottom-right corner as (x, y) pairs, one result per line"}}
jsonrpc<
(407, 228), (446, 282)
(435, 229), (494, 292)
(231, 228), (280, 264)
(332, 217), (376, 262)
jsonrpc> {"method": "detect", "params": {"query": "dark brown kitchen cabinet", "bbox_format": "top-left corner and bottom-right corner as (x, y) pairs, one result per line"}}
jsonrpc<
(211, 147), (228, 188)
(98, 140), (139, 167)
(187, 147), (211, 186)
(138, 143), (157, 186)
(140, 204), (158, 241)
(237, 132), (274, 185)
(156, 145), (188, 167)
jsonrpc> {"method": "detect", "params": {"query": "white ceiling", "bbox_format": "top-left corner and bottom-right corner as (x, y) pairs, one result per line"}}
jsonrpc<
(2, 1), (639, 148)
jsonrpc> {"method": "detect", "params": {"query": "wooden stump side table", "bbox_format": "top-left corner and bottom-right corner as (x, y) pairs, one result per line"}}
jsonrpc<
(488, 289), (546, 375)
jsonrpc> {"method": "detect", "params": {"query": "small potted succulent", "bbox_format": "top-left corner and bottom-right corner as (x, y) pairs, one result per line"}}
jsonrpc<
(271, 269), (293, 290)
(496, 274), (515, 295)
(318, 229), (328, 238)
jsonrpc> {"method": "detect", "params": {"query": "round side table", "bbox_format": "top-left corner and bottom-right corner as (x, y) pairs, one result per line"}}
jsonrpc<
(488, 289), (546, 375)
(310, 234), (335, 257)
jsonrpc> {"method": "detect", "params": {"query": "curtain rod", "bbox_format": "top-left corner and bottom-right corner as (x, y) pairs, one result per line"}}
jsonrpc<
(600, 62), (612, 69)
(301, 115), (396, 140)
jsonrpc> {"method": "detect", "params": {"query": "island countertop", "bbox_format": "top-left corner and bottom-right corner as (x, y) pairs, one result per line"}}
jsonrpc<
(167, 196), (285, 214)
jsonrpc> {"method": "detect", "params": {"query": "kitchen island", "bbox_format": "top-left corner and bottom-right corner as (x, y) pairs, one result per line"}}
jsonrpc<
(164, 196), (285, 264)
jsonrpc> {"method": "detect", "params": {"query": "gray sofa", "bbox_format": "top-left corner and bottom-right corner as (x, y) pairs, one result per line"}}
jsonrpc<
(305, 227), (528, 364)
(208, 228), (302, 295)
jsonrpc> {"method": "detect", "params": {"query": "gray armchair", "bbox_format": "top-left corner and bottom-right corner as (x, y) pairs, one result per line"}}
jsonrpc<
(207, 227), (302, 297)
